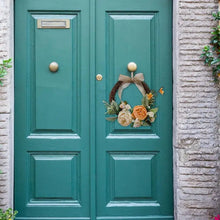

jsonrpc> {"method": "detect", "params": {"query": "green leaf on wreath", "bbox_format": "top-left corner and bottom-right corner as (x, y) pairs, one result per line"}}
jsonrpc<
(150, 108), (158, 114)
(111, 100), (119, 112)
(105, 117), (117, 122)
(103, 100), (120, 115)
(141, 95), (149, 108)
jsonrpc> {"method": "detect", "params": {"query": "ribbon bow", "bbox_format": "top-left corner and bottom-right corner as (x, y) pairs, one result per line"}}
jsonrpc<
(118, 72), (146, 100)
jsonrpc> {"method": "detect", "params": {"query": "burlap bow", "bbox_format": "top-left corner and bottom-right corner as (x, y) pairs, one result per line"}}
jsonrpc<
(118, 73), (146, 100)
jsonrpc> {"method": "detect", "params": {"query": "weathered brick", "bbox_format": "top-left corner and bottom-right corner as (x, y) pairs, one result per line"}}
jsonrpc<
(0, 0), (12, 210)
(182, 187), (214, 195)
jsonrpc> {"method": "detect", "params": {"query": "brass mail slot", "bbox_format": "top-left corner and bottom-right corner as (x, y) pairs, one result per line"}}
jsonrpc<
(37, 19), (70, 29)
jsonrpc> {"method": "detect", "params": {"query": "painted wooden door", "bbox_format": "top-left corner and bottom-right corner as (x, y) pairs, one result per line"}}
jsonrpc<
(15, 0), (173, 219)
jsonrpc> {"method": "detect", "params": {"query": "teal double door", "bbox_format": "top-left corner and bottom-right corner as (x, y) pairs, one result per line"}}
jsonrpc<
(15, 0), (173, 219)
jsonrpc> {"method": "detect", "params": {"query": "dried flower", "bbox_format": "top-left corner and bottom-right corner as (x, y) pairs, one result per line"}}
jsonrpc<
(159, 87), (164, 95)
(133, 118), (142, 128)
(150, 117), (155, 123)
(125, 104), (131, 110)
(133, 105), (148, 120)
(118, 110), (133, 127)
(147, 93), (153, 100)
(148, 111), (154, 118)
(119, 102), (126, 109)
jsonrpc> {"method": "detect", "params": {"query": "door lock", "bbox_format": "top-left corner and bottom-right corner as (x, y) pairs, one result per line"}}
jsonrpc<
(96, 74), (103, 81)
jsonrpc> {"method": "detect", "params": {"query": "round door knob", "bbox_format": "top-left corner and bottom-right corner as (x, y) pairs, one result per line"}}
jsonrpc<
(49, 62), (59, 72)
(96, 74), (103, 81)
(127, 62), (137, 72)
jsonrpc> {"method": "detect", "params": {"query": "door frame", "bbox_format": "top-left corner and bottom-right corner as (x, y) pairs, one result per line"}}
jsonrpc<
(9, 0), (177, 218)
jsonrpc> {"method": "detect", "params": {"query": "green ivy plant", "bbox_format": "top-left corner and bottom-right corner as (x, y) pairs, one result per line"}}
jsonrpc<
(201, 12), (220, 84)
(0, 59), (12, 85)
(0, 208), (17, 220)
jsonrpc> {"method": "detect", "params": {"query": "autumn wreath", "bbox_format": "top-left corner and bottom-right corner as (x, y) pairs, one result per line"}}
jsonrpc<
(103, 63), (164, 128)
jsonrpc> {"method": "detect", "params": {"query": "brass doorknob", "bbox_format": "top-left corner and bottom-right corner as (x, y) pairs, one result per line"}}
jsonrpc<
(49, 62), (59, 72)
(127, 62), (137, 72)
(96, 74), (103, 81)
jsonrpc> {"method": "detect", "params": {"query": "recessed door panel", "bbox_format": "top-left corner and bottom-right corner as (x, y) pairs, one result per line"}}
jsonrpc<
(27, 13), (81, 135)
(34, 14), (80, 133)
(105, 12), (158, 136)
(29, 152), (80, 203)
(107, 152), (156, 203)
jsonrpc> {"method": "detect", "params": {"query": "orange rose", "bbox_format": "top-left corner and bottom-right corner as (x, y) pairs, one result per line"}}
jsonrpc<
(133, 105), (147, 120)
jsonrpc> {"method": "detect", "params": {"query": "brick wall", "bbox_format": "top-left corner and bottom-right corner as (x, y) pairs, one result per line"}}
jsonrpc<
(174, 0), (220, 219)
(0, 0), (219, 219)
(0, 0), (13, 210)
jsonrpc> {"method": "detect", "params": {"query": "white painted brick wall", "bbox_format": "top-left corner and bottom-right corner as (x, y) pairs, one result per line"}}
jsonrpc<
(175, 0), (220, 219)
(0, 0), (219, 219)
(0, 0), (13, 210)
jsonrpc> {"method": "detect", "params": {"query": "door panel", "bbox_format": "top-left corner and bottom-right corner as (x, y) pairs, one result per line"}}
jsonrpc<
(34, 14), (79, 133)
(15, 0), (173, 219)
(105, 11), (157, 134)
(96, 0), (173, 218)
(15, 0), (90, 218)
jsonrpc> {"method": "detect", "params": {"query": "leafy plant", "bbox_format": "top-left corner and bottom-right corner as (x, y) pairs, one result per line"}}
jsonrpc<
(0, 59), (12, 85)
(141, 95), (149, 108)
(0, 208), (17, 220)
(103, 100), (120, 115)
(201, 12), (220, 84)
